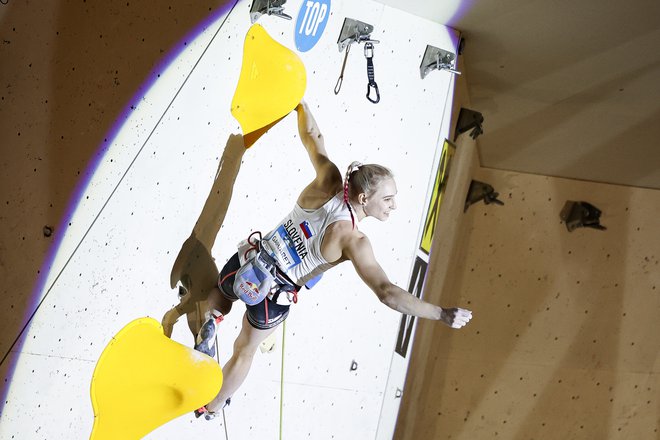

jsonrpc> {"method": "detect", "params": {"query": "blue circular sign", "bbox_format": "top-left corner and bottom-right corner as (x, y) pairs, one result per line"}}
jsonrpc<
(294, 0), (331, 52)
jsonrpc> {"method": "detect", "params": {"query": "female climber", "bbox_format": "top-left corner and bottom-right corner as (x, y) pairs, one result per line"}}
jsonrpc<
(194, 101), (472, 418)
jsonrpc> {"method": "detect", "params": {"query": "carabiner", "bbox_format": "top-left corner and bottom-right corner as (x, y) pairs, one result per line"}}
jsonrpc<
(366, 82), (380, 104)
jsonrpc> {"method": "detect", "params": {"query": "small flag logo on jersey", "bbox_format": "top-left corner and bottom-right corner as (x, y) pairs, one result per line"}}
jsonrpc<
(300, 221), (314, 239)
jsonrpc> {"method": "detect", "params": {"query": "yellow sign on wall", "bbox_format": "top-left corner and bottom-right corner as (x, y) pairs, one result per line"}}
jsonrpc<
(420, 139), (456, 254)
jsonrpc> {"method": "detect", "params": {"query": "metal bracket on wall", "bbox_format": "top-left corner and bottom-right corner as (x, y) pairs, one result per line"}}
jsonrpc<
(454, 107), (484, 141)
(560, 201), (607, 232)
(250, 0), (292, 23)
(420, 44), (460, 79)
(336, 17), (378, 52)
(334, 17), (380, 99)
(464, 180), (504, 212)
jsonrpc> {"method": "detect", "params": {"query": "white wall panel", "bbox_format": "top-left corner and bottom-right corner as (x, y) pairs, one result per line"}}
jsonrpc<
(1, 0), (459, 438)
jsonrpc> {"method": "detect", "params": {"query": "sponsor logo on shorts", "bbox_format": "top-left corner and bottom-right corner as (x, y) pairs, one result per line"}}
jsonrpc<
(267, 315), (280, 324)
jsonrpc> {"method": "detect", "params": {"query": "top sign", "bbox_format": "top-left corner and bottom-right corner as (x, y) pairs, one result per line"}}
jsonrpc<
(294, 0), (331, 52)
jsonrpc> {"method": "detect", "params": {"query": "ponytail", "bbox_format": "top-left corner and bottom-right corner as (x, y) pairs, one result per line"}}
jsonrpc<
(343, 161), (362, 229)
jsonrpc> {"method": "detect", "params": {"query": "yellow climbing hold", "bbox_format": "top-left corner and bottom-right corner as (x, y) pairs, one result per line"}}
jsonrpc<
(231, 24), (307, 148)
(90, 317), (222, 439)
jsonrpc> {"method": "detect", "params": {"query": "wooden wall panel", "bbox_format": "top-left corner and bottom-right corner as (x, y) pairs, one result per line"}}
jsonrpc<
(396, 164), (659, 439)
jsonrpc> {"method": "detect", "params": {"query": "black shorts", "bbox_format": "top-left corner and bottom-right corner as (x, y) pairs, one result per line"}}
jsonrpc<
(218, 253), (290, 330)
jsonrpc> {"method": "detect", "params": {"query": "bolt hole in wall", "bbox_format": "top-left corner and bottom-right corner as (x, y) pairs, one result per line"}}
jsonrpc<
(0, 0), (466, 439)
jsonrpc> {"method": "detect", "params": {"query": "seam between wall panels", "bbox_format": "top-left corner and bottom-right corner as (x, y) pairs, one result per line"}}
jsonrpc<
(375, 59), (458, 439)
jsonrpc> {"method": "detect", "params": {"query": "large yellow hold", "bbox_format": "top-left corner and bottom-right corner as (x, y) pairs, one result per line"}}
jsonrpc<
(231, 24), (307, 148)
(89, 318), (222, 439)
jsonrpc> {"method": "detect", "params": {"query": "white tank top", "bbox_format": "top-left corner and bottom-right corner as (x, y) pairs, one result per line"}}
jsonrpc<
(261, 192), (352, 285)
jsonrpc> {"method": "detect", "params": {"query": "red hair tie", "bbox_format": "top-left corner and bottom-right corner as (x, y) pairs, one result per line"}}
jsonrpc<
(344, 166), (356, 229)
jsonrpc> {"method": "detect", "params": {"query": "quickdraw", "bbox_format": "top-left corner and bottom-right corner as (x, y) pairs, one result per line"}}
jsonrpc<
(334, 38), (380, 103)
(364, 42), (380, 104)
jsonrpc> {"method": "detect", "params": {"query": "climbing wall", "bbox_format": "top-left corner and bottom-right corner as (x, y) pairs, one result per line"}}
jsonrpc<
(395, 166), (660, 439)
(0, 0), (461, 438)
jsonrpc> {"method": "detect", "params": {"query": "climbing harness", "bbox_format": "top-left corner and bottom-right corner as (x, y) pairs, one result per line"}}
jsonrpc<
(364, 42), (380, 103)
(233, 231), (300, 325)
